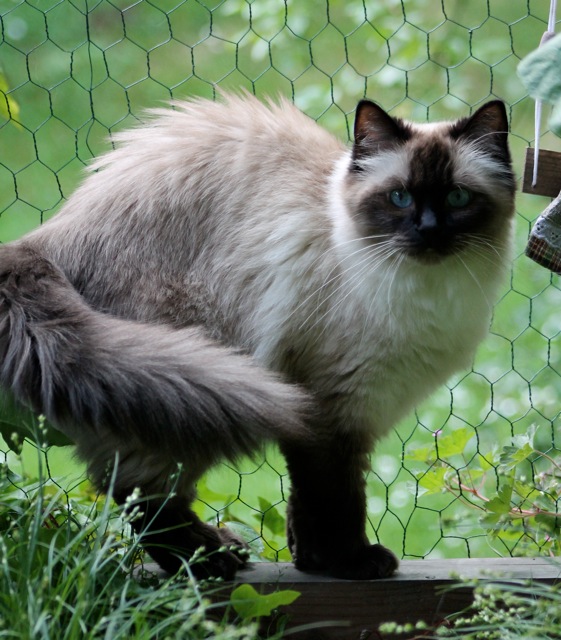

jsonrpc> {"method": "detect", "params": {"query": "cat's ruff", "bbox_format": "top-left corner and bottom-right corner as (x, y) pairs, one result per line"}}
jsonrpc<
(0, 93), (515, 580)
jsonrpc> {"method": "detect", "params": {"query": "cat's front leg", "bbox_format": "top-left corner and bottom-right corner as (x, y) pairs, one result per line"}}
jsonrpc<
(281, 434), (398, 580)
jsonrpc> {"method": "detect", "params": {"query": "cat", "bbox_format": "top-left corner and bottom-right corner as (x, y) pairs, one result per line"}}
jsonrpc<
(0, 93), (515, 580)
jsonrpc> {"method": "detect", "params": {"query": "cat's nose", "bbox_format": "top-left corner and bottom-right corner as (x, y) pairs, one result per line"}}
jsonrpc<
(416, 207), (440, 240)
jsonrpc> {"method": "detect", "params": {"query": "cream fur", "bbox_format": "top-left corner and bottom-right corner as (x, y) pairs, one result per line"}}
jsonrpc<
(26, 94), (514, 441)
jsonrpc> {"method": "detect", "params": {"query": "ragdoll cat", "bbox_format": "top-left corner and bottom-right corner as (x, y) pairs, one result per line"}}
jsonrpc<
(0, 93), (515, 580)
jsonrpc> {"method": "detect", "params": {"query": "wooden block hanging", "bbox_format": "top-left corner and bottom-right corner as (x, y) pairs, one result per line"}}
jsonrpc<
(524, 147), (561, 273)
(523, 148), (561, 197)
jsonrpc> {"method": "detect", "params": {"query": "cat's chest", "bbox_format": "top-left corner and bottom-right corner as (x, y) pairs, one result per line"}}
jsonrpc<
(305, 264), (494, 433)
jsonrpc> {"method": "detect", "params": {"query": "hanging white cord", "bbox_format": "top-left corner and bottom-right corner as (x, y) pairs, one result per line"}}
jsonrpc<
(533, 0), (558, 186)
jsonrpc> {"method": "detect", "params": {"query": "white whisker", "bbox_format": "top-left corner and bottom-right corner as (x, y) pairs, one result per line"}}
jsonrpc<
(454, 253), (493, 312)
(357, 249), (405, 349)
(291, 237), (396, 325)
(299, 242), (400, 337)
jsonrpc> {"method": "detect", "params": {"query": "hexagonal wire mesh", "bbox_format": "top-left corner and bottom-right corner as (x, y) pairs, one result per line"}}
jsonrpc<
(1, 0), (560, 563)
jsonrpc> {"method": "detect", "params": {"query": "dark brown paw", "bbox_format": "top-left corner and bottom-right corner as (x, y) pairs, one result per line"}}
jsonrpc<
(148, 541), (247, 580)
(330, 544), (399, 580)
(140, 519), (250, 581)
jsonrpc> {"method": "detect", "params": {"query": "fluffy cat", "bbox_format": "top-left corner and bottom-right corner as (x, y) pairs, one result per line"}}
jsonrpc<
(0, 93), (515, 580)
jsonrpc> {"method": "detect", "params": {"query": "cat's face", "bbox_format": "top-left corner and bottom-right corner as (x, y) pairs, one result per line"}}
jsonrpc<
(344, 101), (516, 264)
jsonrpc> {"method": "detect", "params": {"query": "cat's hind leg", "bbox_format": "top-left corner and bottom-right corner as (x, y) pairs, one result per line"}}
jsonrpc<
(87, 440), (249, 580)
(0, 240), (309, 580)
(121, 493), (249, 579)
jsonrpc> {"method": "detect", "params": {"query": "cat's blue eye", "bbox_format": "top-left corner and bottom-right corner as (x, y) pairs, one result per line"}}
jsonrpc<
(446, 187), (472, 208)
(390, 189), (414, 209)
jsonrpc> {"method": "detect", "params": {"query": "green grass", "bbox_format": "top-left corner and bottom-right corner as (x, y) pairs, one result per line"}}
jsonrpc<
(0, 448), (279, 640)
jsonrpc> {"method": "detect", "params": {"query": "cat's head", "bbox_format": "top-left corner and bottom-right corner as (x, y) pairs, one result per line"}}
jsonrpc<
(343, 100), (516, 264)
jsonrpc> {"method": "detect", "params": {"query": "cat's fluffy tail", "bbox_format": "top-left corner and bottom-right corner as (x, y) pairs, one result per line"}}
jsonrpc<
(0, 243), (310, 474)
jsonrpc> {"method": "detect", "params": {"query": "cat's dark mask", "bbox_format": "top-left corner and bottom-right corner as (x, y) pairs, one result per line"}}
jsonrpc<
(348, 100), (515, 262)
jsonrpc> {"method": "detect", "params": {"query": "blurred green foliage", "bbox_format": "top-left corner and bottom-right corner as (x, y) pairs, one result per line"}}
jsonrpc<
(1, 0), (561, 563)
(519, 32), (561, 135)
(412, 424), (561, 557)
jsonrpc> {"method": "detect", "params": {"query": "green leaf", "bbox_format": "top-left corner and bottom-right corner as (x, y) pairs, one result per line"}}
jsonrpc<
(406, 480), (427, 497)
(485, 483), (513, 515)
(534, 514), (560, 534)
(230, 584), (300, 620)
(0, 68), (20, 127)
(0, 421), (73, 451)
(512, 424), (538, 449)
(499, 444), (533, 471)
(252, 498), (286, 537)
(405, 446), (434, 463)
(518, 33), (561, 104)
(434, 427), (474, 459)
(0, 392), (73, 450)
(222, 521), (264, 562)
(533, 491), (560, 513)
(416, 467), (448, 495)
(480, 512), (502, 530)
(276, 547), (292, 562)
(498, 426), (537, 471)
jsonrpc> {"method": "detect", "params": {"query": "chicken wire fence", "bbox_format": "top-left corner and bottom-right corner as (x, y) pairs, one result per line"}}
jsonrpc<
(1, 0), (561, 564)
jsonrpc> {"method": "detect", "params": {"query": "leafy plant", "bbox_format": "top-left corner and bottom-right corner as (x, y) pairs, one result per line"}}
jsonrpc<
(387, 422), (561, 639)
(409, 425), (561, 556)
(441, 578), (561, 639)
(230, 584), (300, 621)
(381, 576), (561, 639)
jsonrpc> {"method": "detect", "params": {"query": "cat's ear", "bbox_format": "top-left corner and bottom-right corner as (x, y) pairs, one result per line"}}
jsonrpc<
(452, 100), (510, 159)
(352, 100), (410, 171)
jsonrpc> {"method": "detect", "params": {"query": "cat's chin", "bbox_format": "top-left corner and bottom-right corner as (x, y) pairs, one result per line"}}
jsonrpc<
(406, 248), (453, 265)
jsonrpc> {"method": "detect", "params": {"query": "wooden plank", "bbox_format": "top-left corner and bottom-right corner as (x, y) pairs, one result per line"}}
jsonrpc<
(234, 559), (560, 639)
(142, 558), (560, 639)
(523, 148), (561, 197)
